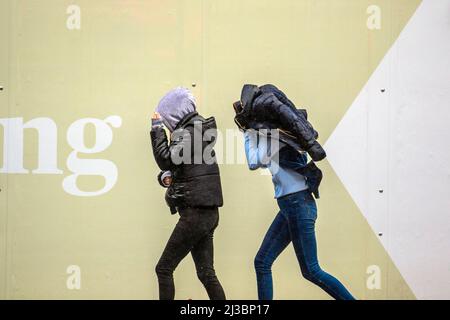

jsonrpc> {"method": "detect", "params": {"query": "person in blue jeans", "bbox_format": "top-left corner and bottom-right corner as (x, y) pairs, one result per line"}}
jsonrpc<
(244, 129), (355, 300)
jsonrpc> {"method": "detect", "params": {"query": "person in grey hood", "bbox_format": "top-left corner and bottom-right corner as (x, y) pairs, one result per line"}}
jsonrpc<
(155, 87), (197, 131)
(150, 87), (225, 300)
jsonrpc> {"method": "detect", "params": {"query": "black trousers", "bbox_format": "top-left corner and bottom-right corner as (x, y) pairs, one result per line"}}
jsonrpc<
(155, 207), (226, 300)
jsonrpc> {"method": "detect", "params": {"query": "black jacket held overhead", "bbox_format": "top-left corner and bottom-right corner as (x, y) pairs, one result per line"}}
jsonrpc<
(234, 84), (326, 162)
(150, 112), (223, 212)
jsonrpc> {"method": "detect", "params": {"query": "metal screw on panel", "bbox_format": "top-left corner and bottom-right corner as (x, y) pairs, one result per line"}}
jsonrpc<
(191, 83), (197, 88)
(380, 88), (386, 93)
(378, 233), (383, 237)
(378, 189), (384, 193)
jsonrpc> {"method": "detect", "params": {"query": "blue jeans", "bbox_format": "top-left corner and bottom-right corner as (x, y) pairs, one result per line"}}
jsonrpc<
(254, 190), (355, 300)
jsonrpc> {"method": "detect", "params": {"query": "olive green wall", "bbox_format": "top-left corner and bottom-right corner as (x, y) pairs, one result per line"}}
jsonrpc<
(0, 0), (421, 299)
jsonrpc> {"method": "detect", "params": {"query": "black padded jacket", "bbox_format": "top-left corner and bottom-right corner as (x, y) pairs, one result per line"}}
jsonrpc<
(235, 84), (326, 162)
(150, 112), (224, 213)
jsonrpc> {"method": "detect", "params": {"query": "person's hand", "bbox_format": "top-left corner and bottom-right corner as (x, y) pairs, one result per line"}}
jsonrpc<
(159, 171), (172, 187)
(151, 112), (163, 128)
(162, 176), (172, 187)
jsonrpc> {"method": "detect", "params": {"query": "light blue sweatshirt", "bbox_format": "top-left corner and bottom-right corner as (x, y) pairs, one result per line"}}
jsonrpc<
(244, 131), (308, 199)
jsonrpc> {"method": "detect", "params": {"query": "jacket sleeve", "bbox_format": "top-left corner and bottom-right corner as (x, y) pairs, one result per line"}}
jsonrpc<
(150, 126), (193, 170)
(253, 93), (313, 147)
(252, 93), (326, 161)
(150, 126), (174, 171)
(244, 130), (272, 170)
(244, 131), (261, 170)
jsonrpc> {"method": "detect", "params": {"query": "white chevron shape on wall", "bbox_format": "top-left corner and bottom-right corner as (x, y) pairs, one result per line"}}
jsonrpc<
(325, 0), (450, 300)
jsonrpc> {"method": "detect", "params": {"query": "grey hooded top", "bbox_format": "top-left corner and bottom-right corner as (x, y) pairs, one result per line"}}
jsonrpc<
(156, 87), (196, 132)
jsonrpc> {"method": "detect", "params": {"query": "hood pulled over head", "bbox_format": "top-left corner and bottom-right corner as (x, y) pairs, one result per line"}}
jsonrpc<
(156, 87), (196, 131)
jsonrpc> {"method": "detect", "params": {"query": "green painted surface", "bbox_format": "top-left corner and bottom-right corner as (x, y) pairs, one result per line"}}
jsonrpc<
(0, 0), (421, 299)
